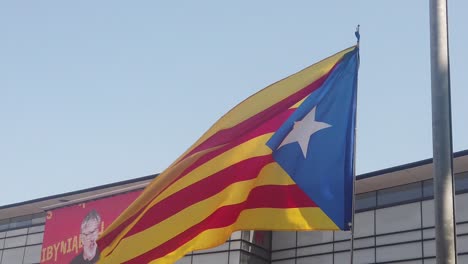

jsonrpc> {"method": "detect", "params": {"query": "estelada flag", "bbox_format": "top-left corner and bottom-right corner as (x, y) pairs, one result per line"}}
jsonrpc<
(98, 46), (359, 264)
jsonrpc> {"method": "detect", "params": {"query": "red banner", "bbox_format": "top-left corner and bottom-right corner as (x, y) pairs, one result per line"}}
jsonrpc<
(40, 190), (141, 263)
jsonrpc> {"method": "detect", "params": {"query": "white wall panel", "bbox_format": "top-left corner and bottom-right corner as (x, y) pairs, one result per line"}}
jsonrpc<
(376, 203), (421, 234)
(175, 256), (192, 264)
(457, 235), (468, 253)
(195, 242), (229, 253)
(423, 240), (435, 257)
(354, 237), (374, 248)
(230, 231), (242, 240)
(458, 223), (468, 235)
(4, 236), (26, 248)
(0, 247), (24, 264)
(458, 254), (468, 263)
(229, 251), (239, 264)
(456, 193), (468, 222)
(271, 249), (295, 260)
(296, 244), (332, 257)
(26, 233), (43, 245)
(422, 200), (434, 228)
(390, 260), (422, 264)
(296, 253), (332, 264)
(297, 231), (332, 246)
(376, 230), (421, 246)
(376, 242), (422, 262)
(333, 252), (350, 264)
(272, 232), (296, 250)
(23, 245), (41, 264)
(272, 259), (295, 264)
(334, 241), (350, 251)
(354, 211), (375, 238)
(354, 248), (375, 264)
(423, 228), (435, 239)
(192, 252), (228, 264)
(334, 231), (351, 241)
(5, 228), (27, 238)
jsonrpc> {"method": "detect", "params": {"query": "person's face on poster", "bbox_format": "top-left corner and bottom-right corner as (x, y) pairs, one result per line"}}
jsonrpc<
(80, 219), (100, 260)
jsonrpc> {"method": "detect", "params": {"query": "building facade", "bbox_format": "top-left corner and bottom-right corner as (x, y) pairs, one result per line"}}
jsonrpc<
(1, 150), (468, 264)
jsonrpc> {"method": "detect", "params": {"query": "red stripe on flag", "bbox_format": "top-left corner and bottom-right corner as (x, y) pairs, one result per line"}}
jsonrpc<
(99, 155), (274, 248)
(99, 101), (297, 250)
(182, 73), (330, 159)
(123, 184), (315, 264)
(126, 155), (275, 236)
(99, 68), (333, 252)
(178, 109), (293, 180)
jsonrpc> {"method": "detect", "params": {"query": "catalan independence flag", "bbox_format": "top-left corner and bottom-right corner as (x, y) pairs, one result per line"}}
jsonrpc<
(97, 46), (359, 264)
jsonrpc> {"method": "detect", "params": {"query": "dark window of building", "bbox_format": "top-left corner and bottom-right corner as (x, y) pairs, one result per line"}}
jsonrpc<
(9, 215), (32, 229)
(356, 192), (377, 211)
(377, 182), (422, 206)
(456, 172), (468, 192)
(424, 171), (468, 197)
(423, 179), (434, 198)
(31, 212), (46, 225)
(0, 220), (9, 232)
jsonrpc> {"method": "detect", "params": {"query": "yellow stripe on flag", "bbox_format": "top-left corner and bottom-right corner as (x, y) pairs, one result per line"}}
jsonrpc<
(98, 46), (358, 264)
(147, 207), (338, 264)
(178, 47), (354, 161)
(100, 135), (274, 259)
(99, 162), (296, 263)
(153, 133), (273, 204)
(100, 145), (224, 237)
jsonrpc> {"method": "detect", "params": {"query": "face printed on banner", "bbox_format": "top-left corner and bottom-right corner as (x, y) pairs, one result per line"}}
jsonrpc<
(41, 191), (142, 264)
(80, 213), (101, 261)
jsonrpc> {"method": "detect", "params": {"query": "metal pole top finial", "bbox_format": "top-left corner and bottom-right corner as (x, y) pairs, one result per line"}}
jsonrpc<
(355, 25), (360, 46)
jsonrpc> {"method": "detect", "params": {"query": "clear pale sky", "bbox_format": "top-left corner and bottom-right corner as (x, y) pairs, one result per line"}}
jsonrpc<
(1, 1), (467, 206)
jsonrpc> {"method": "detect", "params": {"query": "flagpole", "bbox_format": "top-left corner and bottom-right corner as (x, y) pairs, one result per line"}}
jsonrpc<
(349, 25), (360, 264)
(429, 0), (457, 263)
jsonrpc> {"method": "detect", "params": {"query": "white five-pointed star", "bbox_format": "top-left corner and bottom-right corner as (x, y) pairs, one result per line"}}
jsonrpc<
(278, 106), (331, 158)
